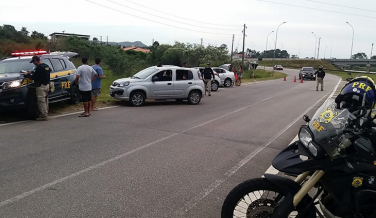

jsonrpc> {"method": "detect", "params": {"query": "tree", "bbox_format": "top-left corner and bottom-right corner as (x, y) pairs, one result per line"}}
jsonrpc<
(93, 37), (99, 43)
(352, 52), (367, 59)
(31, 31), (47, 40)
(371, 55), (376, 60)
(20, 27), (29, 36)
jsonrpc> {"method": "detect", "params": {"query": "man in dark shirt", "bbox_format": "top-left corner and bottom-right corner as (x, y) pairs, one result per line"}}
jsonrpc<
(23, 55), (51, 120)
(203, 63), (215, 96)
(315, 66), (326, 91)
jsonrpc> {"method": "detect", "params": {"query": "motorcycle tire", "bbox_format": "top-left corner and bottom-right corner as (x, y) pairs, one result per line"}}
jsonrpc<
(221, 178), (316, 218)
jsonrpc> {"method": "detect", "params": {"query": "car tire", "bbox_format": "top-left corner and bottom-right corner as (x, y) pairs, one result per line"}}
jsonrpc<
(211, 81), (219, 91)
(187, 90), (201, 105)
(26, 90), (39, 120)
(224, 78), (232, 87)
(69, 85), (80, 104)
(130, 91), (145, 107)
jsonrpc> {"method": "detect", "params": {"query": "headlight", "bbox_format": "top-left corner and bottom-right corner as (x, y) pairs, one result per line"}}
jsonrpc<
(299, 127), (312, 147)
(3, 80), (22, 89)
(9, 80), (21, 88)
(118, 81), (130, 87)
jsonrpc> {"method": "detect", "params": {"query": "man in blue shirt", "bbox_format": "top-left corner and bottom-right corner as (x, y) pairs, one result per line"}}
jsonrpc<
(91, 58), (106, 111)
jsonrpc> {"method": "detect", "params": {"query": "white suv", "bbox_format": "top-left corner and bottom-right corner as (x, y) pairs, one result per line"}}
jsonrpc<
(212, 67), (236, 87)
(110, 66), (205, 106)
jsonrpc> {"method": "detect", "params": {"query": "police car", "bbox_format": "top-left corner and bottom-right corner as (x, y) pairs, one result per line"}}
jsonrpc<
(0, 51), (79, 119)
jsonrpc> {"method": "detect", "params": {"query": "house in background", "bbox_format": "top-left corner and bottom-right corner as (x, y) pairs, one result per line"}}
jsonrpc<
(49, 32), (90, 44)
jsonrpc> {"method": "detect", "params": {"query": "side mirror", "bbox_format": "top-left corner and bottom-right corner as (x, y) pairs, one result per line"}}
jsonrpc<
(152, 76), (158, 82)
(303, 115), (311, 122)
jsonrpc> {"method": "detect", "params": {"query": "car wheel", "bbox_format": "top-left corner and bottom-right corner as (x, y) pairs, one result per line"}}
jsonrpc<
(187, 90), (201, 105)
(130, 91), (145, 107)
(224, 78), (232, 87)
(26, 90), (39, 120)
(69, 85), (80, 104)
(211, 81), (219, 91)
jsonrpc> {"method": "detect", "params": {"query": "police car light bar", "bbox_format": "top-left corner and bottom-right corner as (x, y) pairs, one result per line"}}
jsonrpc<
(11, 51), (48, 57)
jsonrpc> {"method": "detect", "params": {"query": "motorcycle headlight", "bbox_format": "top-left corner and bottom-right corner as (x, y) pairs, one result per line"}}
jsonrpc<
(299, 127), (312, 147)
(118, 81), (130, 87)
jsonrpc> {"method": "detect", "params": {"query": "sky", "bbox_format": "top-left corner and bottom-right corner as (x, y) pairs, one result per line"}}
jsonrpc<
(1, 0), (375, 59)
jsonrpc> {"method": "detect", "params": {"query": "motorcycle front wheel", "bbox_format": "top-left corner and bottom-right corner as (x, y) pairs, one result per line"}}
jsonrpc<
(221, 178), (316, 218)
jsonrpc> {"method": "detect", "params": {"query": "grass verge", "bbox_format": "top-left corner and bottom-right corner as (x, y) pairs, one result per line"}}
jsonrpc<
(241, 69), (287, 83)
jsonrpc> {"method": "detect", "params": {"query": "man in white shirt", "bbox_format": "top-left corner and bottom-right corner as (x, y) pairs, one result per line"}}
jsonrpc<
(74, 57), (98, 117)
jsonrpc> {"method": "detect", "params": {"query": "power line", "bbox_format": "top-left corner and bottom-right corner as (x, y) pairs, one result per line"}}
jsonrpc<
(115, 0), (241, 27)
(307, 0), (376, 13)
(85, 0), (239, 36)
(258, 0), (376, 19)
(107, 0), (238, 31)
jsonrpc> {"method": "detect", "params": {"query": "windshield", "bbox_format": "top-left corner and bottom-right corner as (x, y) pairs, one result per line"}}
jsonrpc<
(132, 67), (158, 79)
(302, 67), (314, 71)
(308, 99), (355, 157)
(0, 59), (35, 74)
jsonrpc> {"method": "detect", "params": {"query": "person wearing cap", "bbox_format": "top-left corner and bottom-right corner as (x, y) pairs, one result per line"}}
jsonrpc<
(315, 66), (325, 91)
(202, 63), (215, 96)
(23, 55), (51, 121)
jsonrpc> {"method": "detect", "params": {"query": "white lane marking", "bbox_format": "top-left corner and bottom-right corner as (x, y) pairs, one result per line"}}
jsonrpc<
(0, 121), (28, 127)
(51, 106), (120, 118)
(0, 96), (276, 208)
(175, 85), (338, 216)
(264, 78), (342, 176)
(0, 106), (121, 127)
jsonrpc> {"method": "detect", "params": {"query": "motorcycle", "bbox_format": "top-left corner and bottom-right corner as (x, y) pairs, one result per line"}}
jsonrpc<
(221, 97), (376, 218)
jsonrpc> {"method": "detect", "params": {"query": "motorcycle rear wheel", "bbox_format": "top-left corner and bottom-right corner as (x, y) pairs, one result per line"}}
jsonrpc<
(221, 178), (316, 218)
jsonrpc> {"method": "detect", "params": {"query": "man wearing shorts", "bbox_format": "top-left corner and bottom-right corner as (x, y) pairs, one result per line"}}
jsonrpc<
(74, 57), (98, 117)
(91, 58), (106, 111)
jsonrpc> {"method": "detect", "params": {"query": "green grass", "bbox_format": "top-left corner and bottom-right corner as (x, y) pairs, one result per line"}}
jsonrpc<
(327, 70), (376, 82)
(258, 59), (339, 71)
(241, 69), (287, 83)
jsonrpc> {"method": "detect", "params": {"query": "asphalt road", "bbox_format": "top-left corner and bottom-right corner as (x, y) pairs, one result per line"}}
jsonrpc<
(0, 68), (343, 217)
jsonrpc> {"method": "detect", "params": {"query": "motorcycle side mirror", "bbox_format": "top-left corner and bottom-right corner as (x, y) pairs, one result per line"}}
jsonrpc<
(303, 115), (311, 122)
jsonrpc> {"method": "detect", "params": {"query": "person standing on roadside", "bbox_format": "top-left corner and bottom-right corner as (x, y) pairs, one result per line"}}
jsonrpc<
(91, 58), (106, 111)
(238, 65), (243, 86)
(232, 65), (238, 86)
(23, 55), (51, 121)
(315, 65), (325, 91)
(74, 57), (98, 117)
(203, 63), (215, 96)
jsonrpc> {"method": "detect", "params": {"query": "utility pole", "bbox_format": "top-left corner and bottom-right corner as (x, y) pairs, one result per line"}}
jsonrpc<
(201, 38), (203, 47)
(317, 37), (321, 59)
(371, 43), (374, 59)
(231, 34), (234, 62)
(107, 36), (108, 45)
(242, 24), (247, 68)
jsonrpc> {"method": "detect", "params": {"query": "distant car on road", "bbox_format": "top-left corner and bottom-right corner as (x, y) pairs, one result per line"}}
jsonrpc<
(194, 67), (221, 92)
(110, 66), (205, 106)
(211, 67), (236, 87)
(299, 67), (316, 80)
(273, 65), (283, 70)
